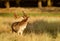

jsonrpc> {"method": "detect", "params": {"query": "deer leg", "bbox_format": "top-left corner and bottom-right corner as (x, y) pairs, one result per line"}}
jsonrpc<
(20, 31), (23, 36)
(17, 30), (23, 36)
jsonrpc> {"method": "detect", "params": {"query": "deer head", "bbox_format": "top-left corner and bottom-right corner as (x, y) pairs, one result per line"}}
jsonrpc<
(13, 11), (29, 22)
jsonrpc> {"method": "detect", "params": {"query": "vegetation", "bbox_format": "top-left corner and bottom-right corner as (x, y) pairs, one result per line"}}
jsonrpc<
(0, 0), (52, 8)
(0, 0), (59, 41)
(0, 12), (60, 41)
(0, 12), (60, 17)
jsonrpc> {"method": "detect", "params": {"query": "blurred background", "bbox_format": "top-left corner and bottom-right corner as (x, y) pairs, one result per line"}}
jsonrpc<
(0, 0), (60, 41)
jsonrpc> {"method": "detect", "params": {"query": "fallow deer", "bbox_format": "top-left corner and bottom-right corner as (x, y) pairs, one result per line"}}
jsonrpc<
(11, 11), (29, 35)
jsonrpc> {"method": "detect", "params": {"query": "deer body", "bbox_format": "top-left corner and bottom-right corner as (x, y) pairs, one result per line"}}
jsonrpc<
(11, 11), (29, 35)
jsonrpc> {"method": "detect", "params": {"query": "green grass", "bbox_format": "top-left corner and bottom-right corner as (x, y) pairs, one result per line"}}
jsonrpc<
(0, 13), (13, 17)
(0, 12), (60, 17)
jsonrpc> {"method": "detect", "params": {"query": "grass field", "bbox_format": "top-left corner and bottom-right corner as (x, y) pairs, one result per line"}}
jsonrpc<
(0, 12), (60, 41)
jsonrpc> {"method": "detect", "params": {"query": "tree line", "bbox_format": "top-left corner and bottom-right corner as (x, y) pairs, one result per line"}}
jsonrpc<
(0, 0), (52, 8)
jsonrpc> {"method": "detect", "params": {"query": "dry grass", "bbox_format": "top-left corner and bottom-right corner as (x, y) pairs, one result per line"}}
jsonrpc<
(0, 16), (60, 41)
(0, 33), (53, 41)
(0, 32), (60, 41)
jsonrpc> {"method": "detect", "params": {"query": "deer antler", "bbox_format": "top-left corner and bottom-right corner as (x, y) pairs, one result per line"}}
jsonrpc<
(22, 11), (29, 18)
(14, 13), (18, 18)
(13, 12), (19, 19)
(22, 11), (27, 16)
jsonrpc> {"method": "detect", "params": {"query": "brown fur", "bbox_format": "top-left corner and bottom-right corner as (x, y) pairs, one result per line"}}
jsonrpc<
(11, 11), (29, 35)
(11, 17), (29, 33)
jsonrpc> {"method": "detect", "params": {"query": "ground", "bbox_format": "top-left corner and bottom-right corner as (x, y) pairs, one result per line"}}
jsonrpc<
(0, 12), (60, 41)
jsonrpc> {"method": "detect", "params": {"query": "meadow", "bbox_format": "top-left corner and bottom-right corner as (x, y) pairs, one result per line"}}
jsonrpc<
(0, 12), (60, 41)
